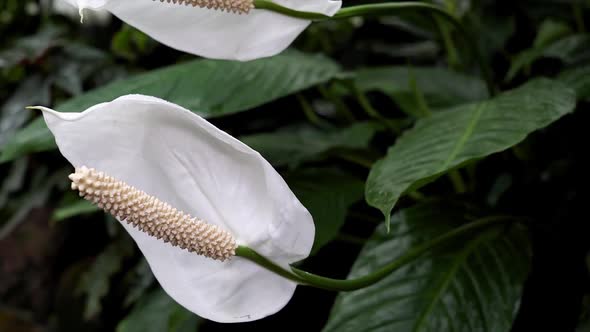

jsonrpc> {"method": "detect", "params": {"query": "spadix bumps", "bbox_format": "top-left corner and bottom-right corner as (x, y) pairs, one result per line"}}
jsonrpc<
(35, 95), (315, 322)
(60, 0), (341, 60)
(70, 166), (237, 261)
(158, 0), (254, 14)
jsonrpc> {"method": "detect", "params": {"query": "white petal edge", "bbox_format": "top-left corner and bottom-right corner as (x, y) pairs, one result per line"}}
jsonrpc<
(35, 94), (315, 322)
(59, 0), (342, 61)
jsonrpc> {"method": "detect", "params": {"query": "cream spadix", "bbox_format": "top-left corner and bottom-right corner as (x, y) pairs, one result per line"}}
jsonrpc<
(59, 0), (342, 60)
(35, 94), (315, 322)
(69, 165), (237, 261)
(157, 0), (254, 14)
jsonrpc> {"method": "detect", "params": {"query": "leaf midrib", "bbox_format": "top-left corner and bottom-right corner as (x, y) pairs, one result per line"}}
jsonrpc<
(411, 231), (492, 332)
(436, 102), (486, 173)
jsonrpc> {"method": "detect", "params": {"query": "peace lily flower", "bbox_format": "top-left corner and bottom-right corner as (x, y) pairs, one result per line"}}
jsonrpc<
(59, 0), (341, 60)
(34, 95), (315, 322)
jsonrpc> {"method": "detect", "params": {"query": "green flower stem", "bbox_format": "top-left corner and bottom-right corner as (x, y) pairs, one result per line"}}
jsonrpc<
(253, 0), (495, 97)
(236, 215), (517, 291)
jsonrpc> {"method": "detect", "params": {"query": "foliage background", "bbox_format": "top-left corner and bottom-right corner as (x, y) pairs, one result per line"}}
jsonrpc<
(1, 0), (589, 331)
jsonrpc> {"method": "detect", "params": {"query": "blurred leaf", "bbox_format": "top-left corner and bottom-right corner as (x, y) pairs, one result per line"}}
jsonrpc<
(77, 237), (134, 319)
(0, 51), (341, 162)
(533, 19), (572, 48)
(352, 66), (488, 114)
(559, 65), (590, 100)
(0, 75), (50, 147)
(117, 288), (202, 332)
(52, 198), (99, 222)
(366, 79), (575, 229)
(52, 43), (110, 96)
(506, 20), (589, 81)
(111, 25), (155, 61)
(0, 167), (68, 240)
(241, 122), (379, 168)
(0, 24), (64, 68)
(122, 259), (155, 308)
(288, 169), (364, 254)
(323, 202), (530, 332)
(0, 158), (27, 208)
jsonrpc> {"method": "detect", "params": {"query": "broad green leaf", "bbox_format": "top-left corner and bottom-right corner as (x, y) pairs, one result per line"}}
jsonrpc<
(117, 288), (202, 332)
(352, 66), (488, 115)
(323, 202), (530, 332)
(559, 65), (590, 100)
(0, 51), (341, 162)
(76, 237), (134, 319)
(366, 79), (575, 228)
(241, 122), (379, 168)
(287, 169), (364, 254)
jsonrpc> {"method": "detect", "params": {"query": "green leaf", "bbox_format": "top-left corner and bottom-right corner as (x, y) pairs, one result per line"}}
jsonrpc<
(240, 122), (379, 168)
(52, 198), (99, 222)
(323, 202), (530, 332)
(77, 237), (134, 319)
(117, 288), (202, 332)
(0, 51), (341, 162)
(352, 66), (488, 114)
(366, 79), (575, 228)
(559, 65), (590, 101)
(532, 19), (572, 49)
(0, 75), (50, 147)
(506, 30), (590, 82)
(287, 169), (364, 254)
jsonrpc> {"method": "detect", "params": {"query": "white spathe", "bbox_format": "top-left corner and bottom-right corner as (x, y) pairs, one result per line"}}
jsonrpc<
(60, 0), (341, 61)
(37, 94), (315, 322)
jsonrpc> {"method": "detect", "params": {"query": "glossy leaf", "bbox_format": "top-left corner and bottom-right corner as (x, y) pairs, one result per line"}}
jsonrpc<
(366, 79), (575, 228)
(323, 202), (530, 332)
(117, 288), (202, 332)
(0, 51), (340, 162)
(352, 66), (488, 114)
(241, 122), (379, 168)
(288, 169), (364, 254)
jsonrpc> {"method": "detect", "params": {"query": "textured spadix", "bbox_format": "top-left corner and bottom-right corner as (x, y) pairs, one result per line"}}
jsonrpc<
(70, 165), (237, 261)
(158, 0), (254, 14)
(35, 94), (315, 322)
(59, 0), (342, 60)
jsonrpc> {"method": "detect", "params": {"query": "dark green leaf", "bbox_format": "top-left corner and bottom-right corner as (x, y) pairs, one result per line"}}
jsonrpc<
(241, 122), (379, 168)
(76, 237), (134, 319)
(559, 65), (590, 100)
(117, 288), (202, 332)
(288, 169), (364, 254)
(366, 79), (575, 228)
(323, 202), (530, 332)
(533, 19), (572, 49)
(52, 199), (99, 222)
(0, 75), (50, 147)
(0, 51), (341, 162)
(352, 66), (488, 114)
(506, 30), (589, 82)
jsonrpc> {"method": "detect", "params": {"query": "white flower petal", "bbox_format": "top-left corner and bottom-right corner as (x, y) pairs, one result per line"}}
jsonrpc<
(38, 94), (314, 322)
(60, 0), (342, 60)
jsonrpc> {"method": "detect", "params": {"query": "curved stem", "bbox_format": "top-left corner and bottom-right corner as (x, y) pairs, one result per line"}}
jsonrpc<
(253, 0), (495, 96)
(236, 215), (517, 291)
